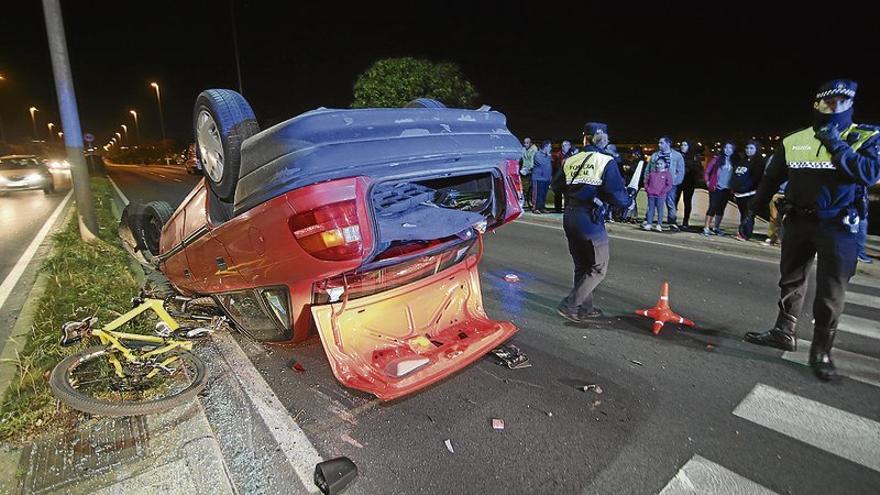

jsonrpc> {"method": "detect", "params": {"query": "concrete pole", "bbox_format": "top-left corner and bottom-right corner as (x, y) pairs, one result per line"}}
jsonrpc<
(41, 0), (98, 240)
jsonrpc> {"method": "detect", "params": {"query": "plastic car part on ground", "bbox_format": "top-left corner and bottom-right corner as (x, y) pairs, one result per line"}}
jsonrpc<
(634, 282), (695, 335)
(314, 457), (358, 495)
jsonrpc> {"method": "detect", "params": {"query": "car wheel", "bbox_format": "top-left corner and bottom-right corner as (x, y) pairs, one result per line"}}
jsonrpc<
(139, 200), (174, 258)
(43, 183), (55, 195)
(193, 89), (260, 202)
(405, 98), (447, 109)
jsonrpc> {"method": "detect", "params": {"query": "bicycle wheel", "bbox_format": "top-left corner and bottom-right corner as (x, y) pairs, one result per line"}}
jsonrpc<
(49, 346), (207, 417)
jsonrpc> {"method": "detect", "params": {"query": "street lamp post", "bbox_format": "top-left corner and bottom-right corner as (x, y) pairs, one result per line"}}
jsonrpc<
(29, 106), (39, 140)
(41, 0), (98, 239)
(115, 131), (122, 147)
(48, 122), (55, 139)
(150, 82), (166, 141)
(120, 124), (128, 146)
(129, 109), (140, 146)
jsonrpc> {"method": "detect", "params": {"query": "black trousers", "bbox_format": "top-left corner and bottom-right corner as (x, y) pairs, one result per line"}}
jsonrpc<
(775, 214), (859, 337)
(735, 195), (755, 239)
(561, 209), (610, 313)
(676, 184), (695, 226)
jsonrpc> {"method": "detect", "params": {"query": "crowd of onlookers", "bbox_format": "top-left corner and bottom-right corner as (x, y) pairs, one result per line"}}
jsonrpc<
(519, 136), (873, 264)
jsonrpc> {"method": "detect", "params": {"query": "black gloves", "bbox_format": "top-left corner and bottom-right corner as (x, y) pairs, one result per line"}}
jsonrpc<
(815, 124), (847, 154)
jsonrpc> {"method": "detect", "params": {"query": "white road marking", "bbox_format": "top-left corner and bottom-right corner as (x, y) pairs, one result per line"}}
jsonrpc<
(851, 276), (880, 290)
(515, 220), (776, 264)
(659, 455), (778, 495)
(845, 290), (879, 309)
(107, 175), (130, 205)
(212, 330), (324, 493)
(837, 314), (880, 341)
(783, 339), (880, 387)
(0, 191), (72, 312)
(733, 384), (880, 473)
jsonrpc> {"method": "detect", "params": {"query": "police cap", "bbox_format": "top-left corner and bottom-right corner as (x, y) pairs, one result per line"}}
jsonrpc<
(816, 79), (857, 100)
(584, 122), (608, 135)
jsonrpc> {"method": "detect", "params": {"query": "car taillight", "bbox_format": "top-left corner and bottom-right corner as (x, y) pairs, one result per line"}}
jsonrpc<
(505, 159), (524, 206)
(289, 199), (363, 261)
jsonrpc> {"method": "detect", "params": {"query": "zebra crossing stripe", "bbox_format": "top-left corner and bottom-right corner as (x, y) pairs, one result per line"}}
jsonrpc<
(850, 276), (880, 290)
(837, 314), (880, 341)
(659, 455), (777, 495)
(782, 340), (880, 387)
(845, 290), (880, 309)
(733, 384), (880, 473)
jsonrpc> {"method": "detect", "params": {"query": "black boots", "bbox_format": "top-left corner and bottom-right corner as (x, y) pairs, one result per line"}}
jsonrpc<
(810, 329), (837, 381)
(744, 312), (798, 351)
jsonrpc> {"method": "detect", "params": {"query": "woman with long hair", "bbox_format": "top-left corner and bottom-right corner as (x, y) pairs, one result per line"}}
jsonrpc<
(702, 141), (737, 236)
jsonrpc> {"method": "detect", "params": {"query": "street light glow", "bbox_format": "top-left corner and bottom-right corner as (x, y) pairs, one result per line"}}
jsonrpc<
(129, 109), (137, 119)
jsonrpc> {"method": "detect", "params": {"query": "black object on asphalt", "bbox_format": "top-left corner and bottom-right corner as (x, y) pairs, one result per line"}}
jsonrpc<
(314, 457), (358, 495)
(490, 343), (531, 369)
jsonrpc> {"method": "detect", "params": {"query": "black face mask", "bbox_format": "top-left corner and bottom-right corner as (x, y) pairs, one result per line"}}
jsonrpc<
(812, 107), (854, 132)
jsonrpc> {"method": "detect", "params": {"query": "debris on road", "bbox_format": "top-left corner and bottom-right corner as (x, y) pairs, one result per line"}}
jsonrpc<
(504, 273), (520, 283)
(705, 344), (716, 352)
(340, 433), (364, 449)
(490, 343), (531, 369)
(445, 439), (455, 454)
(630, 360), (643, 366)
(290, 360), (306, 373)
(491, 418), (505, 430)
(314, 456), (358, 495)
(581, 384), (603, 394)
(546, 411), (553, 417)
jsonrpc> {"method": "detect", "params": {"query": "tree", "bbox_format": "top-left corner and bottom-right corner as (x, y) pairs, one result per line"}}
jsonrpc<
(352, 57), (479, 109)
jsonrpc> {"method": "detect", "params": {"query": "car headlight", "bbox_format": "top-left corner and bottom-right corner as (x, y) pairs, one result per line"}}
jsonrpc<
(26, 173), (44, 182)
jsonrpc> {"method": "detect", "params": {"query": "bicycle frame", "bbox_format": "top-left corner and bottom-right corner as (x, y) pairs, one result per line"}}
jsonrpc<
(91, 298), (195, 379)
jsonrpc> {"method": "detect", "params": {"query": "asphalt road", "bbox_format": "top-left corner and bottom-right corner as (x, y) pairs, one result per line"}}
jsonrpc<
(0, 183), (70, 344)
(109, 164), (880, 494)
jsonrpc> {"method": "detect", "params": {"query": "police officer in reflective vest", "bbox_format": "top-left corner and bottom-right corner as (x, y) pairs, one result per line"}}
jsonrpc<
(744, 79), (880, 380)
(556, 122), (634, 323)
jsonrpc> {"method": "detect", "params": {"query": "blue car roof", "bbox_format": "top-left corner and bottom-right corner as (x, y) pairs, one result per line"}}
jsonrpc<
(234, 107), (521, 214)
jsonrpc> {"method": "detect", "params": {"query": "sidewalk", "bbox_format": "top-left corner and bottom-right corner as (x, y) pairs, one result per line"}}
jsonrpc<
(523, 189), (880, 279)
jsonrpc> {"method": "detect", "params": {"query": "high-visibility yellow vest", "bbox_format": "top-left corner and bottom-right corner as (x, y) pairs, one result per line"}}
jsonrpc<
(783, 124), (879, 171)
(563, 151), (613, 187)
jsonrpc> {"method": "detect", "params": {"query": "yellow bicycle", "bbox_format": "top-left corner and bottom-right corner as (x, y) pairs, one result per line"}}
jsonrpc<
(49, 298), (210, 416)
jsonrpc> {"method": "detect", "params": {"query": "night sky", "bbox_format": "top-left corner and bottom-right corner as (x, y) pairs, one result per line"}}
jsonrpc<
(2, 1), (879, 147)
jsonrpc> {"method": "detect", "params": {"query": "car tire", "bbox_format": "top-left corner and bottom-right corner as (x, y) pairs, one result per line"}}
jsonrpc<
(405, 98), (447, 109)
(139, 200), (174, 258)
(43, 183), (55, 195)
(193, 89), (260, 202)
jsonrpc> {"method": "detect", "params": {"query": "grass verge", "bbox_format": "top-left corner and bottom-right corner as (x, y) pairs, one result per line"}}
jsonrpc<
(0, 178), (143, 442)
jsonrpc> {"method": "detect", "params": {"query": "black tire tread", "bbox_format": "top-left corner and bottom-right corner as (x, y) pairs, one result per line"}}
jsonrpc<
(138, 200), (174, 258)
(49, 346), (207, 417)
(194, 89), (259, 202)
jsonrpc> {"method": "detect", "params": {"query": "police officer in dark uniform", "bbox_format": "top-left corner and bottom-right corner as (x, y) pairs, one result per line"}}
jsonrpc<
(556, 122), (634, 323)
(744, 79), (880, 380)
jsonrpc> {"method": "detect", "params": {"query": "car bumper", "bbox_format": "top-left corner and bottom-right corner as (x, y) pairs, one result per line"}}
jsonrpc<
(0, 180), (50, 192)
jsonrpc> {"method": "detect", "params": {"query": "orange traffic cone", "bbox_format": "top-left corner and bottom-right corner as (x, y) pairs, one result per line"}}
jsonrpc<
(635, 282), (695, 335)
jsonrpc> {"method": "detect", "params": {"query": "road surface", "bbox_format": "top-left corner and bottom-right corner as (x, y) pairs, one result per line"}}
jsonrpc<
(108, 164), (880, 494)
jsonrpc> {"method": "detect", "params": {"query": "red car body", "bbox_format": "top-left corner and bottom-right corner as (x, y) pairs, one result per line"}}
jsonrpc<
(157, 106), (523, 400)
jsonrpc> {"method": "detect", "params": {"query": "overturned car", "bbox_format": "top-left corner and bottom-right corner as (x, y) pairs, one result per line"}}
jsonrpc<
(129, 90), (524, 400)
